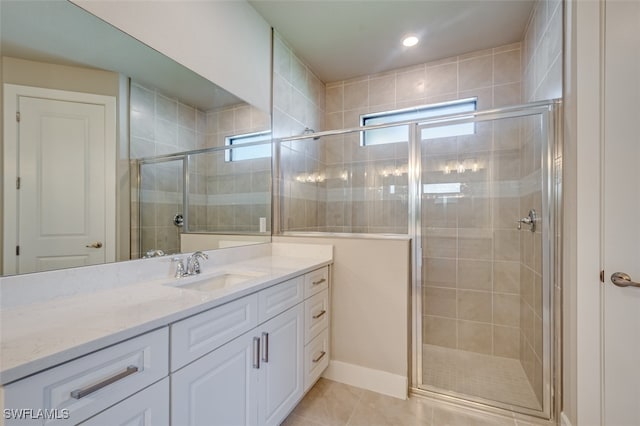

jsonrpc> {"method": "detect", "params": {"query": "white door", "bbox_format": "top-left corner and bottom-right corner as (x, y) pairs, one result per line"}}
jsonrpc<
(258, 304), (304, 426)
(3, 84), (116, 274)
(171, 331), (259, 426)
(602, 1), (640, 425)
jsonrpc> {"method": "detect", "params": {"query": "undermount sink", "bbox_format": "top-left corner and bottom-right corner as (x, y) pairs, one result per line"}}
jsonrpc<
(167, 271), (267, 292)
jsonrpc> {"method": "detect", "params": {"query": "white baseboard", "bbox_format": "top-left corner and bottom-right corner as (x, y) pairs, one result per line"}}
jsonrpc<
(561, 412), (573, 426)
(321, 360), (408, 400)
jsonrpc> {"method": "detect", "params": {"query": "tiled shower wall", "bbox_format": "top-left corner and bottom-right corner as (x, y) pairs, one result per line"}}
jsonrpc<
(305, 44), (525, 357)
(421, 114), (526, 360)
(130, 82), (270, 257)
(272, 31), (327, 231)
(130, 82), (208, 257)
(280, 43), (524, 235)
(520, 0), (562, 404)
(188, 103), (271, 234)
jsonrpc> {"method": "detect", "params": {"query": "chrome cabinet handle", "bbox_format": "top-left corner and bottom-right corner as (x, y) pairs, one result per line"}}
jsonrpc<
(611, 272), (640, 288)
(70, 365), (138, 399)
(261, 332), (269, 363)
(253, 337), (260, 369)
(312, 310), (327, 319)
(312, 351), (327, 363)
(85, 242), (103, 248)
(312, 278), (326, 286)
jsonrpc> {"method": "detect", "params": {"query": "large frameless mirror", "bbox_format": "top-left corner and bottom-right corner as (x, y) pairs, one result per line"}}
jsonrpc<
(1, 0), (271, 276)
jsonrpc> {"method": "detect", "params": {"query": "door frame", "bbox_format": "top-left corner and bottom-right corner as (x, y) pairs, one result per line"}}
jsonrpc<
(2, 83), (117, 275)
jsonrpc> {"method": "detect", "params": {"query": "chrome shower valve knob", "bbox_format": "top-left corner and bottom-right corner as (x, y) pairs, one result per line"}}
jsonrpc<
(517, 209), (537, 232)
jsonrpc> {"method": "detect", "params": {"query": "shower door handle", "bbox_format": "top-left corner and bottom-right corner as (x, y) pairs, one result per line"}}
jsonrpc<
(610, 272), (640, 288)
(86, 242), (103, 248)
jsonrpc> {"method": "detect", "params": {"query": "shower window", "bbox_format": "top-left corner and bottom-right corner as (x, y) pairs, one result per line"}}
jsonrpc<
(225, 130), (272, 162)
(360, 98), (476, 146)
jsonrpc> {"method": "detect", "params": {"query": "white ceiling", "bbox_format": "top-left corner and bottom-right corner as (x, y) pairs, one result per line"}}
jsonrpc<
(249, 0), (535, 83)
(1, 0), (242, 110)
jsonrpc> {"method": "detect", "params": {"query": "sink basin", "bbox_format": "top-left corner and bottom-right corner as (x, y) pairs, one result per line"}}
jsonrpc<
(167, 271), (267, 292)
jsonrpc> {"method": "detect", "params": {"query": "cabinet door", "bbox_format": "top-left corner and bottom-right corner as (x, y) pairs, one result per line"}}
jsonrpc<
(172, 332), (258, 426)
(258, 304), (304, 426)
(80, 378), (169, 426)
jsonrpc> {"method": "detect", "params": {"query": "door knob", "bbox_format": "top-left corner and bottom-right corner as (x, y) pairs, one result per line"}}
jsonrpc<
(86, 242), (103, 248)
(610, 272), (640, 288)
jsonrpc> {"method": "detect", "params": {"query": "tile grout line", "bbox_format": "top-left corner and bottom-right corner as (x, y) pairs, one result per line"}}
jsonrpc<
(344, 389), (366, 426)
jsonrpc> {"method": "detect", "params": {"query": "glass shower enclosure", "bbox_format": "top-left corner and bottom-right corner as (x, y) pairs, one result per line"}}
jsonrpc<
(133, 142), (272, 259)
(276, 100), (560, 419)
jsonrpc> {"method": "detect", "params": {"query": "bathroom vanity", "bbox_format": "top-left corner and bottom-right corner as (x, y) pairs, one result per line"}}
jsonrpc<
(0, 243), (332, 426)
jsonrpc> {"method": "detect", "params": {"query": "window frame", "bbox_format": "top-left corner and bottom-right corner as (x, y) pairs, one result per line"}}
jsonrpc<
(359, 98), (477, 146)
(224, 130), (272, 162)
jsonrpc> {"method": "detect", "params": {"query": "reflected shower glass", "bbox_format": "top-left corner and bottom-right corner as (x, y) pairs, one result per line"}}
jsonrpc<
(186, 144), (272, 235)
(138, 158), (184, 257)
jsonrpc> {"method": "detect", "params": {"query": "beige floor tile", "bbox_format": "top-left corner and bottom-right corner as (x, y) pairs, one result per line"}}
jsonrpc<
(432, 405), (516, 426)
(281, 413), (326, 426)
(289, 378), (364, 425)
(283, 378), (549, 426)
(347, 390), (434, 426)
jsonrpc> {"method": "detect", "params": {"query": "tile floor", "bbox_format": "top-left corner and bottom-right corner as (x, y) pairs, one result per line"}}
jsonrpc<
(422, 344), (541, 410)
(282, 378), (553, 426)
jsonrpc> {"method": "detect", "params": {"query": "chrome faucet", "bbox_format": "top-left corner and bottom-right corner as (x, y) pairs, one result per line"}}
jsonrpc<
(186, 251), (209, 276)
(172, 251), (209, 278)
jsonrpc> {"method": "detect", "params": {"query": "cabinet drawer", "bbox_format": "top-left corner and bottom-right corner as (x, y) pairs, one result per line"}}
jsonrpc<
(304, 267), (328, 298)
(304, 289), (329, 344)
(80, 377), (169, 426)
(304, 328), (329, 392)
(258, 276), (303, 323)
(171, 294), (258, 371)
(4, 328), (168, 426)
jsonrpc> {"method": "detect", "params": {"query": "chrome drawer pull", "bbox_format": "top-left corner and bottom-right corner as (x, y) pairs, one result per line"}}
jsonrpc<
(312, 310), (327, 319)
(312, 278), (326, 286)
(312, 351), (327, 363)
(261, 332), (269, 363)
(70, 365), (138, 399)
(253, 337), (260, 369)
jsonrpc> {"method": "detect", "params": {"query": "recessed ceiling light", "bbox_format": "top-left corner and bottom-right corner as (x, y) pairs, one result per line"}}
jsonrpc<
(402, 35), (419, 47)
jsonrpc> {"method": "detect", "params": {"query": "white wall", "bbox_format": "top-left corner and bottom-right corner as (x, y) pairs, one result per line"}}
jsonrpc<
(273, 235), (411, 399)
(71, 0), (272, 113)
(563, 1), (604, 425)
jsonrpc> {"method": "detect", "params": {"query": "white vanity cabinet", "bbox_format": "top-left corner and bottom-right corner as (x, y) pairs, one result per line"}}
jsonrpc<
(0, 263), (330, 426)
(257, 303), (304, 426)
(79, 378), (169, 426)
(170, 267), (328, 426)
(2, 328), (168, 426)
(302, 267), (330, 391)
(171, 330), (259, 426)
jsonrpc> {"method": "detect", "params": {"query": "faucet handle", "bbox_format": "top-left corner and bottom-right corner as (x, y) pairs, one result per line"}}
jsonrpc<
(192, 258), (202, 274)
(192, 251), (209, 260)
(172, 257), (186, 278)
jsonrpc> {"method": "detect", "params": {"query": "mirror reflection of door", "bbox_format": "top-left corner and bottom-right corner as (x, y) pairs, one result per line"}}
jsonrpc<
(3, 84), (116, 274)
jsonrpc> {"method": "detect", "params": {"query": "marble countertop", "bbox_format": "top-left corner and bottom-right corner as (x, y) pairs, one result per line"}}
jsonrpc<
(0, 252), (332, 385)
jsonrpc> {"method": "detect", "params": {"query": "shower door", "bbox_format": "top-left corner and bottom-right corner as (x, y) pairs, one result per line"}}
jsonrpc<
(137, 156), (186, 257)
(413, 103), (557, 418)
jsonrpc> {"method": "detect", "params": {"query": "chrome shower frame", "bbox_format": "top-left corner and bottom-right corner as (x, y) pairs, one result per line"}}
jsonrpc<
(410, 100), (561, 421)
